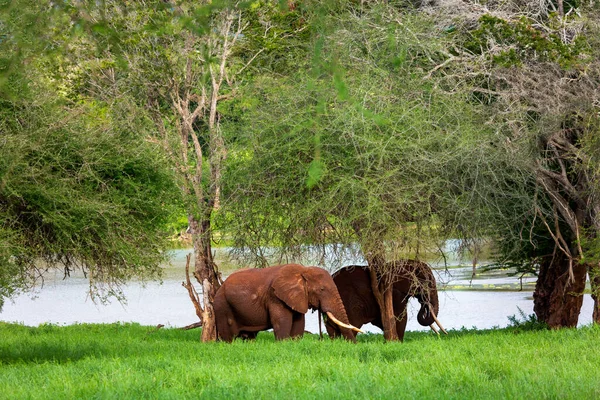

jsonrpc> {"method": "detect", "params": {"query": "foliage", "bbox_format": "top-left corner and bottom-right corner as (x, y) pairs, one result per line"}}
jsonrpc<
(506, 307), (548, 332)
(219, 3), (533, 269)
(0, 94), (177, 306)
(234, 0), (313, 75)
(414, 2), (600, 269)
(464, 15), (589, 68)
(439, 1), (600, 325)
(0, 1), (178, 309)
(1, 323), (600, 398)
(0, 0), (70, 98)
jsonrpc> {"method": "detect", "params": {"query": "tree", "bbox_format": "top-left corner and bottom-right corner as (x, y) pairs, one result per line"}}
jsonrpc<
(429, 1), (600, 327)
(220, 1), (532, 340)
(0, 0), (178, 310)
(67, 0), (267, 341)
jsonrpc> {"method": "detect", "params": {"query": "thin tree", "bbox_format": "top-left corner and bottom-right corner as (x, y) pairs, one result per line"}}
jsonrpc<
(70, 1), (258, 341)
(147, 5), (250, 342)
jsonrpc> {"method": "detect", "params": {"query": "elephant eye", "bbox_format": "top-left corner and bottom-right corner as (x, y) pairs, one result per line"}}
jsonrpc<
(320, 286), (325, 291)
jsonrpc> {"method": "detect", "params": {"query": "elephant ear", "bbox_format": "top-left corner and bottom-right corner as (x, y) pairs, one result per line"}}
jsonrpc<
(272, 265), (309, 313)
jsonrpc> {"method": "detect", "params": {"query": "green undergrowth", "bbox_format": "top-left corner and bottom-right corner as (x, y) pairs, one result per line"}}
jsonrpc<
(1, 322), (599, 399)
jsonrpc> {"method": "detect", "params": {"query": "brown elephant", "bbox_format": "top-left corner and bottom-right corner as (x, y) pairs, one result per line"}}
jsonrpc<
(326, 260), (447, 341)
(214, 263), (362, 342)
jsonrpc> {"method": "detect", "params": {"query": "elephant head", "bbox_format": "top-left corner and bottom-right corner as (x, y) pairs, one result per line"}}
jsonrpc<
(272, 264), (361, 341)
(391, 260), (446, 335)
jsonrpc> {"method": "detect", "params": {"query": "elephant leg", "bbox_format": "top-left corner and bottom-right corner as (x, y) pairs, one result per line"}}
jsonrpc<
(269, 303), (294, 340)
(395, 312), (408, 342)
(290, 313), (305, 338)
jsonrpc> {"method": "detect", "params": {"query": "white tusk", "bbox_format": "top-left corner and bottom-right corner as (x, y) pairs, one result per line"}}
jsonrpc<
(326, 312), (364, 333)
(429, 324), (439, 335)
(430, 310), (448, 335)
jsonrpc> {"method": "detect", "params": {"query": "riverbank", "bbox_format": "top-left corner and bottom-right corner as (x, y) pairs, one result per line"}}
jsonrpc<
(1, 265), (595, 330)
(1, 322), (599, 399)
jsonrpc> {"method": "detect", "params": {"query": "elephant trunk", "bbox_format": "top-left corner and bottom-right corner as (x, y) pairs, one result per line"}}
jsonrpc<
(321, 293), (360, 341)
(416, 285), (447, 334)
(416, 290), (439, 326)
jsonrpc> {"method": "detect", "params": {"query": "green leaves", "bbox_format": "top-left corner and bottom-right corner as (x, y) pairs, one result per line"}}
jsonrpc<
(0, 85), (178, 307)
(220, 4), (520, 264)
(306, 159), (326, 189)
(465, 14), (591, 69)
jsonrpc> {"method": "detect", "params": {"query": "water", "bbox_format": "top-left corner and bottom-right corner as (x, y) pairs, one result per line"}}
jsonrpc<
(0, 248), (595, 333)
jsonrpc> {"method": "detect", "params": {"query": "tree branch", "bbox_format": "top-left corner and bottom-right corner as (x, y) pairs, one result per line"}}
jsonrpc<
(182, 253), (204, 323)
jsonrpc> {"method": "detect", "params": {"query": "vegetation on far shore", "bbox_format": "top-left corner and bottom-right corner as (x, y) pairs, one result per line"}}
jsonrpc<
(1, 321), (599, 399)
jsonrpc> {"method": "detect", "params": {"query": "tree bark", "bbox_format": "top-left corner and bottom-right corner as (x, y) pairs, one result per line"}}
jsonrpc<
(367, 255), (399, 341)
(590, 262), (600, 324)
(189, 214), (222, 342)
(557, 0), (564, 17)
(200, 278), (217, 342)
(533, 253), (587, 328)
(381, 279), (398, 341)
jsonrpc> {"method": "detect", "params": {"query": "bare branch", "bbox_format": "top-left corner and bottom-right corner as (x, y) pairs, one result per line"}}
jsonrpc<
(536, 171), (578, 235)
(536, 162), (584, 207)
(182, 254), (204, 323)
(236, 48), (266, 77)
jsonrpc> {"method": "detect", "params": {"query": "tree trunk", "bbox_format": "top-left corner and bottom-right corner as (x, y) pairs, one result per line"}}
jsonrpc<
(353, 221), (399, 341)
(368, 259), (399, 341)
(381, 281), (398, 341)
(533, 253), (587, 328)
(590, 262), (600, 324)
(200, 278), (217, 342)
(189, 214), (221, 342)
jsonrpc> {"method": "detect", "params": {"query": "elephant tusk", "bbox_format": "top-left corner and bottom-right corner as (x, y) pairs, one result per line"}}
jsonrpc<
(430, 310), (448, 335)
(326, 312), (364, 334)
(429, 324), (439, 335)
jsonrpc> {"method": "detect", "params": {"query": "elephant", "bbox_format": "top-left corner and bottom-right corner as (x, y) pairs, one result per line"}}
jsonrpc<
(214, 263), (363, 342)
(325, 260), (447, 341)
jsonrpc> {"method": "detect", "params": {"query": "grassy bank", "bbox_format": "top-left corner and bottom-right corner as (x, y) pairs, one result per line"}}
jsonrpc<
(1, 323), (599, 399)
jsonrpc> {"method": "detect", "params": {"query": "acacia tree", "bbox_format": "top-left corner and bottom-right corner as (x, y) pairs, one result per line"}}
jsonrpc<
(0, 1), (177, 309)
(427, 1), (600, 327)
(148, 5), (245, 342)
(220, 2), (531, 341)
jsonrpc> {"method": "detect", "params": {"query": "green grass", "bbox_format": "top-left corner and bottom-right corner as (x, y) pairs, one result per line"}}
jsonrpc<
(1, 323), (600, 399)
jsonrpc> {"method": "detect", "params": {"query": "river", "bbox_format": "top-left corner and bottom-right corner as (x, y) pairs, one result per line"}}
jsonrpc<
(0, 248), (595, 333)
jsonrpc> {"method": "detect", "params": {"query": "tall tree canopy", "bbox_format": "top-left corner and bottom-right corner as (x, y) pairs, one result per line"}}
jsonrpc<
(219, 1), (535, 340)
(435, 0), (600, 327)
